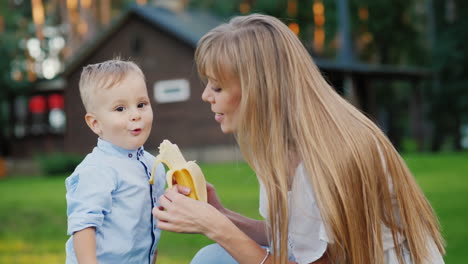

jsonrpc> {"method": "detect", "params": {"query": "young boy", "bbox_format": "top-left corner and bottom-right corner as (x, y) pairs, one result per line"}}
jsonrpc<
(65, 59), (165, 264)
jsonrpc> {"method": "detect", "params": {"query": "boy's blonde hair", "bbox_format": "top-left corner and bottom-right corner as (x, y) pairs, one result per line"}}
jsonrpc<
(196, 14), (445, 264)
(79, 58), (145, 112)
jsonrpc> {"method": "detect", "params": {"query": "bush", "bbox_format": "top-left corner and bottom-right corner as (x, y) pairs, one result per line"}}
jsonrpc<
(401, 138), (418, 153)
(36, 152), (84, 176)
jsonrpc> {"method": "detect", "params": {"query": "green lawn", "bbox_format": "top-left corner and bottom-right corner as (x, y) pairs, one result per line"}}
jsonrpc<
(0, 153), (466, 263)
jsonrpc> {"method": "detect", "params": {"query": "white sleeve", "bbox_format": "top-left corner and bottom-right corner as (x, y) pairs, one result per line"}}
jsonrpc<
(259, 181), (268, 219)
(289, 163), (330, 264)
(259, 164), (331, 263)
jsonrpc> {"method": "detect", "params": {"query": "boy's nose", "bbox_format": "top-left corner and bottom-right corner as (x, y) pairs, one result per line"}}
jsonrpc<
(130, 109), (141, 121)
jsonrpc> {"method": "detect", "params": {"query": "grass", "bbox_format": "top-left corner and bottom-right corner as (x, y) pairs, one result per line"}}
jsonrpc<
(404, 153), (468, 263)
(0, 153), (467, 263)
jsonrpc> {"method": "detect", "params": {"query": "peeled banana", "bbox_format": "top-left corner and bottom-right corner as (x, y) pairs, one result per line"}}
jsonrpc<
(149, 140), (207, 202)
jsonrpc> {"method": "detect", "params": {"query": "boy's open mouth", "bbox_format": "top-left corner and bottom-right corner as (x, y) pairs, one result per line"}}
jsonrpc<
(131, 128), (142, 135)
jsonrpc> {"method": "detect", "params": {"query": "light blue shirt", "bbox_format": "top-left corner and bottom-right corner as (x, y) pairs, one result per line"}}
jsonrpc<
(65, 138), (166, 264)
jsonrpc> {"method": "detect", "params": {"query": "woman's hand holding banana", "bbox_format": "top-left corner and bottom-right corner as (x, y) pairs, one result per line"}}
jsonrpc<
(149, 140), (207, 202)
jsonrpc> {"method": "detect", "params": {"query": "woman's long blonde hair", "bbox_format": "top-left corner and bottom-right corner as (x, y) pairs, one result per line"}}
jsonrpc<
(195, 14), (445, 264)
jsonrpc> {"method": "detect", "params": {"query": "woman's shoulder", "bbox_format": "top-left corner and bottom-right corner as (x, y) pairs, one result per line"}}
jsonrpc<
(291, 162), (316, 202)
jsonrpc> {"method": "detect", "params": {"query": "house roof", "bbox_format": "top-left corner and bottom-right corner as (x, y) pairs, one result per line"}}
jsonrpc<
(61, 4), (225, 77)
(133, 4), (225, 48)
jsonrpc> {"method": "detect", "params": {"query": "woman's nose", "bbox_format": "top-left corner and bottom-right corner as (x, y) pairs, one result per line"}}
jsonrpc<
(201, 85), (213, 103)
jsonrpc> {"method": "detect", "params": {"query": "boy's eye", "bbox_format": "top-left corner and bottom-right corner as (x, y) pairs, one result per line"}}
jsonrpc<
(137, 103), (147, 108)
(115, 106), (125, 112)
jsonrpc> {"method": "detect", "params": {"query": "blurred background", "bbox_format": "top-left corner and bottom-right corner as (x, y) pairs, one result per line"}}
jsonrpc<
(0, 0), (467, 263)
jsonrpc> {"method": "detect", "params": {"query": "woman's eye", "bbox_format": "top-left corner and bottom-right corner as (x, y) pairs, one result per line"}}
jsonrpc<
(212, 87), (222, 92)
(115, 106), (125, 112)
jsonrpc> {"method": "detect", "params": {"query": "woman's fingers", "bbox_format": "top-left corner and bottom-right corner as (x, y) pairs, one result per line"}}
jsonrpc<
(153, 208), (178, 232)
(152, 206), (170, 222)
(158, 192), (173, 210)
(152, 185), (224, 234)
(156, 220), (174, 231)
(205, 182), (224, 211)
(157, 187), (194, 215)
(164, 186), (187, 202)
(175, 184), (191, 196)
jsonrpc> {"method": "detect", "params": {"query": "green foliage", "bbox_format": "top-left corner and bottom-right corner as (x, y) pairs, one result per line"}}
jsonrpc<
(188, 0), (240, 17)
(0, 1), (33, 89)
(401, 138), (419, 153)
(350, 0), (429, 65)
(0, 0), (35, 155)
(35, 153), (84, 176)
(429, 0), (468, 151)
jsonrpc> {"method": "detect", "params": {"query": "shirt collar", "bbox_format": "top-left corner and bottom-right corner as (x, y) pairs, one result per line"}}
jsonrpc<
(97, 138), (144, 160)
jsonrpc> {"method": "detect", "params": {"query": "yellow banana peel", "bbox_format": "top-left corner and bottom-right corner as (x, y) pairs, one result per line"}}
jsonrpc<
(149, 140), (207, 202)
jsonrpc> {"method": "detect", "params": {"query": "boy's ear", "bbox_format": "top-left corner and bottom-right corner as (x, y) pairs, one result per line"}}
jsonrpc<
(85, 113), (101, 136)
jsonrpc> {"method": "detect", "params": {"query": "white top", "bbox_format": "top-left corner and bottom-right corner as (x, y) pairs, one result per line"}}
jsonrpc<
(259, 162), (444, 264)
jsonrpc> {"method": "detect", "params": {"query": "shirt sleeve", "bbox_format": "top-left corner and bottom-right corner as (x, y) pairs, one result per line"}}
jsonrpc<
(289, 163), (330, 263)
(65, 165), (118, 235)
(259, 167), (330, 263)
(258, 181), (268, 219)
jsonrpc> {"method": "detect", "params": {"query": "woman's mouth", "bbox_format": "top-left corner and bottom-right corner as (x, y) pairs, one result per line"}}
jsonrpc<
(214, 113), (224, 123)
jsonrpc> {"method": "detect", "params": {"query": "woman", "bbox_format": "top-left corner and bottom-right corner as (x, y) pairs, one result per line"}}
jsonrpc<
(152, 14), (445, 264)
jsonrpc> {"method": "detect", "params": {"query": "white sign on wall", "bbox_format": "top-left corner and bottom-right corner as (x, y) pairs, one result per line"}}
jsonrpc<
(153, 79), (190, 103)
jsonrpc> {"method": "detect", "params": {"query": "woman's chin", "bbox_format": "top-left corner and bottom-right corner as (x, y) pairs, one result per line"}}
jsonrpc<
(220, 125), (234, 134)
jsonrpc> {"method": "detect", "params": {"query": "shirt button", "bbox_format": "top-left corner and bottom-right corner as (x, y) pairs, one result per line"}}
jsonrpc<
(128, 153), (132, 158)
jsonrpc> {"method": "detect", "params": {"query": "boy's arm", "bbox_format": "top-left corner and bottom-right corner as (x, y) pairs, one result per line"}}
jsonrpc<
(73, 227), (98, 264)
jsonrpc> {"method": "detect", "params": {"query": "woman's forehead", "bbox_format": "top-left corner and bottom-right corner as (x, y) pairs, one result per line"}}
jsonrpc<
(206, 64), (238, 85)
(204, 67), (217, 81)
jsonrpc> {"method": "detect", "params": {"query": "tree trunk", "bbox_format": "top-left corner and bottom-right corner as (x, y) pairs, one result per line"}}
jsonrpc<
(453, 114), (462, 151)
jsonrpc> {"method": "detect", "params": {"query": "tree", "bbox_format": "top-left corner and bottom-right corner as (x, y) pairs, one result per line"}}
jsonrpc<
(0, 1), (34, 156)
(430, 0), (468, 151)
(186, 0), (431, 150)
